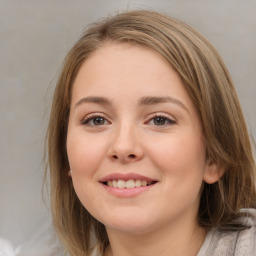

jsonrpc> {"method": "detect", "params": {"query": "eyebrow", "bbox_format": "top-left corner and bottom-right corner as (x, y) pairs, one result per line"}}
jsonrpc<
(74, 96), (188, 112)
(139, 96), (188, 112)
(75, 96), (111, 108)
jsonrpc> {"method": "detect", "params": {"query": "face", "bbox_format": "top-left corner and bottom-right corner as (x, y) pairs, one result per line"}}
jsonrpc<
(66, 43), (219, 235)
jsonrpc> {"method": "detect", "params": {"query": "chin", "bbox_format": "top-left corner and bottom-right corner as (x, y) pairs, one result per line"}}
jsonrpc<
(106, 221), (153, 235)
(98, 210), (156, 235)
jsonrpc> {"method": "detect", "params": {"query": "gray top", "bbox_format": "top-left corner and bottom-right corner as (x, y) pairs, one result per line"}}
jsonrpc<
(197, 208), (256, 256)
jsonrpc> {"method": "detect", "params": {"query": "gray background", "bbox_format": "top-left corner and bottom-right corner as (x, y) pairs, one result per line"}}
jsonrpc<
(0, 0), (255, 246)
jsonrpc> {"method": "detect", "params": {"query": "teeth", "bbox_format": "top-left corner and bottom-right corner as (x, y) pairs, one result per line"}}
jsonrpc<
(117, 180), (126, 189)
(126, 179), (135, 189)
(106, 179), (154, 189)
(135, 180), (141, 187)
(141, 180), (147, 186)
(112, 180), (118, 188)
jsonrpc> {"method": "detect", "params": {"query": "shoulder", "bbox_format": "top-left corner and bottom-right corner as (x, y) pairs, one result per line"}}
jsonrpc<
(240, 208), (256, 226)
(201, 209), (256, 256)
(233, 209), (256, 255)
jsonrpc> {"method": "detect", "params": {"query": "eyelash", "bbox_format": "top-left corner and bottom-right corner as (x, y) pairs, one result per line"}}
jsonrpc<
(147, 114), (176, 126)
(81, 114), (109, 126)
(81, 113), (176, 127)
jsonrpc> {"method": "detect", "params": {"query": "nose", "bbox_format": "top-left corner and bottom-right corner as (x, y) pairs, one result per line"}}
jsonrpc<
(108, 123), (144, 163)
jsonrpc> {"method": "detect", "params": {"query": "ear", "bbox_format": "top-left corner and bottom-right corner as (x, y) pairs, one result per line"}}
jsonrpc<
(68, 170), (72, 177)
(203, 161), (225, 184)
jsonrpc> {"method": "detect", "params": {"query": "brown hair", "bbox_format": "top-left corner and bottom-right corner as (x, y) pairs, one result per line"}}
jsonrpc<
(46, 10), (256, 255)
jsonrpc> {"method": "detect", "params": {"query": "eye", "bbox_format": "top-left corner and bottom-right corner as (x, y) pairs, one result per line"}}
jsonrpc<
(81, 115), (110, 126)
(148, 115), (176, 126)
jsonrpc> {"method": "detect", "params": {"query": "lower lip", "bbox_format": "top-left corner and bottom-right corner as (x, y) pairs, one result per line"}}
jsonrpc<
(101, 183), (156, 197)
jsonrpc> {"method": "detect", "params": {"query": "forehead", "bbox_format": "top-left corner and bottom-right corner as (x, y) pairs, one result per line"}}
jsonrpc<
(71, 42), (194, 110)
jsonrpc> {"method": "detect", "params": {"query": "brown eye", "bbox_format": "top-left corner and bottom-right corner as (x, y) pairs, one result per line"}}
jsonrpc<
(92, 117), (105, 125)
(151, 116), (176, 126)
(153, 116), (167, 125)
(82, 116), (109, 126)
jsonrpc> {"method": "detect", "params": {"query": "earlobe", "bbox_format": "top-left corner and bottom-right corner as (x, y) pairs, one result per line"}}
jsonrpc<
(203, 162), (225, 184)
(68, 170), (72, 177)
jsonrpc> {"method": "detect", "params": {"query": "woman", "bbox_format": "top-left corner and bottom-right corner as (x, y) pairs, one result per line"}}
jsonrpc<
(46, 10), (256, 256)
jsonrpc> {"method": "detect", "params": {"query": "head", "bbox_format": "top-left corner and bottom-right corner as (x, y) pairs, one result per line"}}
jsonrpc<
(46, 10), (256, 255)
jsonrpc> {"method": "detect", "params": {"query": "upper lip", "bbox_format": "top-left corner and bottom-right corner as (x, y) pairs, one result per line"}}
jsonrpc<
(99, 172), (157, 183)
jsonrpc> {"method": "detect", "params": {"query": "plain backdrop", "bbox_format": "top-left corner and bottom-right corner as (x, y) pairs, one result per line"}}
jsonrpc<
(0, 0), (255, 247)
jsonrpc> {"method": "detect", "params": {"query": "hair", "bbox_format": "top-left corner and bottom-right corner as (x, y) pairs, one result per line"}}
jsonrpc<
(46, 10), (256, 256)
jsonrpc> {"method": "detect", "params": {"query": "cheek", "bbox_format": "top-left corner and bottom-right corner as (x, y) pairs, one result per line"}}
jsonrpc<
(66, 132), (108, 206)
(66, 131), (107, 176)
(147, 131), (206, 179)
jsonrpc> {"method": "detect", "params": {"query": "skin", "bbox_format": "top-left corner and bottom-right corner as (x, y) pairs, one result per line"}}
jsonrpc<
(66, 43), (221, 256)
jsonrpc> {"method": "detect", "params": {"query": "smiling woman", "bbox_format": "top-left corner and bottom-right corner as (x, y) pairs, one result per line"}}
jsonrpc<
(46, 10), (256, 256)
(67, 44), (213, 252)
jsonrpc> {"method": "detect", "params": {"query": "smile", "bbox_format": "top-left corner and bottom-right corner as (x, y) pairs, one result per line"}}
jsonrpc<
(105, 179), (156, 189)
(99, 173), (158, 196)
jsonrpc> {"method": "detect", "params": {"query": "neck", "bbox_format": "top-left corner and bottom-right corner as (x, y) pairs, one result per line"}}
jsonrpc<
(104, 215), (206, 256)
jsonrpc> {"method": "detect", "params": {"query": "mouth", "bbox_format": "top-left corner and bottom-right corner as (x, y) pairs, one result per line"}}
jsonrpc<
(103, 179), (157, 189)
(99, 173), (158, 190)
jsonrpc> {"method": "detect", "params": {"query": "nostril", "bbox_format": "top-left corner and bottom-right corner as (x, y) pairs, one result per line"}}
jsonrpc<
(111, 154), (137, 161)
